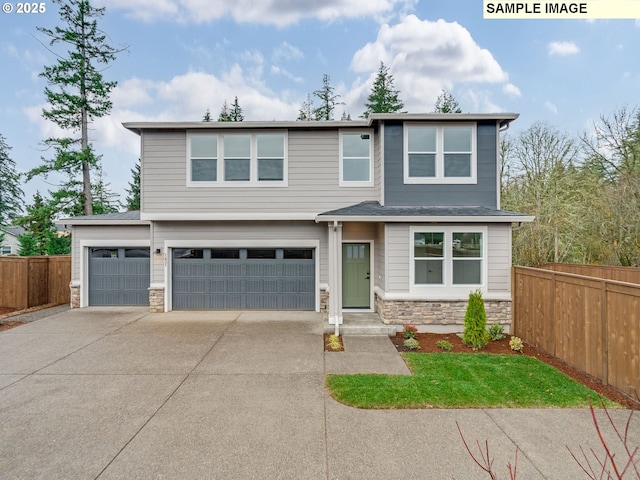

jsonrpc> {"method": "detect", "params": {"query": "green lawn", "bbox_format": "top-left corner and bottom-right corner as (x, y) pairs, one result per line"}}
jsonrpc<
(326, 353), (616, 409)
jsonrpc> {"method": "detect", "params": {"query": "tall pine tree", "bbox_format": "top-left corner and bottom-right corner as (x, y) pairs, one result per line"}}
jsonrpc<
(313, 74), (343, 121)
(362, 62), (404, 119)
(0, 134), (24, 227)
(125, 161), (141, 211)
(31, 0), (125, 216)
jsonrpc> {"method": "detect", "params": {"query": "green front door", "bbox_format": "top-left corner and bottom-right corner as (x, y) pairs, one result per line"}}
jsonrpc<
(342, 243), (370, 308)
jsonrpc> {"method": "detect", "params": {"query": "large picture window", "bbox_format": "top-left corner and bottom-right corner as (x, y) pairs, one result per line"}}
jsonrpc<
(411, 227), (485, 291)
(404, 124), (476, 184)
(188, 132), (286, 186)
(340, 131), (373, 186)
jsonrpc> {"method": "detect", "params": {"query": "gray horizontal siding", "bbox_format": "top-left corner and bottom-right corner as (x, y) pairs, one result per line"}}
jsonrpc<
(386, 223), (410, 292)
(152, 221), (327, 285)
(487, 224), (512, 293)
(141, 129), (379, 214)
(375, 223), (385, 291)
(383, 121), (499, 208)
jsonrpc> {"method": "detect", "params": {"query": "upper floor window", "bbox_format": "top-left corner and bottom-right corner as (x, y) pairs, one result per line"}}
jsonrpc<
(404, 124), (476, 184)
(340, 131), (373, 186)
(188, 132), (286, 186)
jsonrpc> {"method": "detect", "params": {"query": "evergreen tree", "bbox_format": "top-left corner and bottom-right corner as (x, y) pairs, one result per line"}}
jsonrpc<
(218, 97), (244, 122)
(229, 96), (244, 122)
(313, 74), (344, 121)
(433, 89), (462, 113)
(18, 232), (39, 257)
(202, 108), (212, 122)
(297, 94), (315, 121)
(362, 62), (404, 119)
(218, 101), (231, 121)
(30, 0), (125, 216)
(0, 134), (24, 227)
(125, 160), (141, 211)
(16, 192), (56, 256)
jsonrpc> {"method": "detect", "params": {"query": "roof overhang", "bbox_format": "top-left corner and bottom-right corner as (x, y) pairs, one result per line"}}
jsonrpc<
(316, 214), (535, 223)
(123, 113), (520, 135)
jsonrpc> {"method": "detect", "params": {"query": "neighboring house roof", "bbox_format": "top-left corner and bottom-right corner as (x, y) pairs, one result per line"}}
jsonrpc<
(317, 201), (534, 223)
(2, 226), (25, 238)
(122, 113), (519, 135)
(60, 211), (150, 226)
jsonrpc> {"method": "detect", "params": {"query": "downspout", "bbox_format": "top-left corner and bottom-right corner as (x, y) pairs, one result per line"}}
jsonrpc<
(333, 220), (340, 337)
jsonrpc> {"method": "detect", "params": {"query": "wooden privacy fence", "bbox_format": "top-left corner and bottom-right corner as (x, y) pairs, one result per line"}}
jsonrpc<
(512, 266), (640, 397)
(0, 255), (71, 310)
(537, 263), (640, 285)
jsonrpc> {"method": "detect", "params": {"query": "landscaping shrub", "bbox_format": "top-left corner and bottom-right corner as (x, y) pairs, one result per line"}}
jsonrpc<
(509, 336), (524, 353)
(462, 290), (489, 350)
(487, 323), (506, 341)
(403, 338), (421, 350)
(436, 340), (453, 351)
(327, 334), (342, 351)
(402, 324), (418, 339)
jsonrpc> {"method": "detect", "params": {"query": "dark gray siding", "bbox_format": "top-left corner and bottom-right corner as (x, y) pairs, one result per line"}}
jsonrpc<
(383, 121), (498, 208)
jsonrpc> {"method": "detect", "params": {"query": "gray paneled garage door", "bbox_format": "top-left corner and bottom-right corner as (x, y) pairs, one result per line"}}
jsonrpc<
(89, 247), (150, 305)
(172, 248), (315, 310)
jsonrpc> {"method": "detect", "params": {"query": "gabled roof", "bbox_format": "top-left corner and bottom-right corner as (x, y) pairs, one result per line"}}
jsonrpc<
(316, 201), (534, 223)
(122, 113), (519, 135)
(60, 211), (150, 226)
(1, 226), (25, 237)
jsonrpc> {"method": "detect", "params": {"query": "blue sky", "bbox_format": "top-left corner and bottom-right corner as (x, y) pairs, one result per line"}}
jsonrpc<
(1, 0), (639, 207)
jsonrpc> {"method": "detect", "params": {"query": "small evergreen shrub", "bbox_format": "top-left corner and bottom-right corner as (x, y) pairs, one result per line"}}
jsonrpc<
(403, 338), (421, 350)
(436, 340), (453, 351)
(488, 323), (506, 341)
(402, 324), (418, 339)
(462, 290), (489, 350)
(509, 336), (524, 353)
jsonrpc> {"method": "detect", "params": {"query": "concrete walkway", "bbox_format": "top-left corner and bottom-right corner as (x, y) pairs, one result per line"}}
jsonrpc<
(0, 308), (637, 479)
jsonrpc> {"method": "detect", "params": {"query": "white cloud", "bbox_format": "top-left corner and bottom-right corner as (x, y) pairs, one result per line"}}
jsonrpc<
(103, 0), (416, 26)
(503, 83), (522, 97)
(548, 41), (579, 56)
(350, 15), (509, 112)
(272, 42), (304, 63)
(545, 101), (558, 114)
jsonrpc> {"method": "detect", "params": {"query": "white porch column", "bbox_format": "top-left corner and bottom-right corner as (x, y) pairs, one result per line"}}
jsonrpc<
(327, 221), (343, 326)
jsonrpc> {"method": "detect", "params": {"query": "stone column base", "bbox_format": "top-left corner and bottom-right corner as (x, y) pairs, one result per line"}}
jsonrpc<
(375, 293), (511, 326)
(149, 287), (165, 313)
(320, 289), (329, 312)
(70, 285), (80, 308)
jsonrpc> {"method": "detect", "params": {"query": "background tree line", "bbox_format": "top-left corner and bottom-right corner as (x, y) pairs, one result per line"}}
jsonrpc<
(502, 107), (640, 267)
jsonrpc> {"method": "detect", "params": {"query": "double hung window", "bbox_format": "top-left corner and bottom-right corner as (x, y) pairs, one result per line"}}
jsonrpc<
(404, 124), (476, 184)
(340, 131), (373, 186)
(188, 132), (286, 185)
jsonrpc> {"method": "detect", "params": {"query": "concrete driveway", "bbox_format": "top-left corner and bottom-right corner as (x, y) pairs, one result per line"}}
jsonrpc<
(0, 307), (638, 479)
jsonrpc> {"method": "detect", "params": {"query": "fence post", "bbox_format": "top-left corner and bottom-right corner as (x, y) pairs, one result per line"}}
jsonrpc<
(601, 279), (608, 386)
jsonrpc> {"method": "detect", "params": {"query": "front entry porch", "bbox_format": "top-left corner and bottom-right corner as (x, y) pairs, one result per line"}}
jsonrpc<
(324, 312), (396, 336)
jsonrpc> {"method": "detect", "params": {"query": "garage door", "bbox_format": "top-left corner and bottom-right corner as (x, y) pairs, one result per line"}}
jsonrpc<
(172, 248), (315, 310)
(89, 247), (150, 306)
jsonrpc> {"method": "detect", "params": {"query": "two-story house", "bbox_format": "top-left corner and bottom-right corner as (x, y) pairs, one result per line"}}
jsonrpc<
(65, 113), (533, 326)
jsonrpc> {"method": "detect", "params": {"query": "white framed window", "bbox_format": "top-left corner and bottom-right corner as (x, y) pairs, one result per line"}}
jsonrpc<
(410, 226), (486, 294)
(340, 131), (373, 186)
(1, 245), (11, 255)
(189, 133), (218, 182)
(187, 131), (287, 186)
(404, 124), (476, 184)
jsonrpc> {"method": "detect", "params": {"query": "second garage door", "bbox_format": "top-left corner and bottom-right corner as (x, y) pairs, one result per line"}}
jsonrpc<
(172, 247), (315, 310)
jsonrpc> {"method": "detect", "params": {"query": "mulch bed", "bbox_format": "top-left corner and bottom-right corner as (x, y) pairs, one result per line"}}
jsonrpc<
(391, 332), (640, 410)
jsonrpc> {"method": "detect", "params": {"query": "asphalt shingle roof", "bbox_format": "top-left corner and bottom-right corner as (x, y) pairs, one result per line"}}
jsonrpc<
(318, 201), (527, 218)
